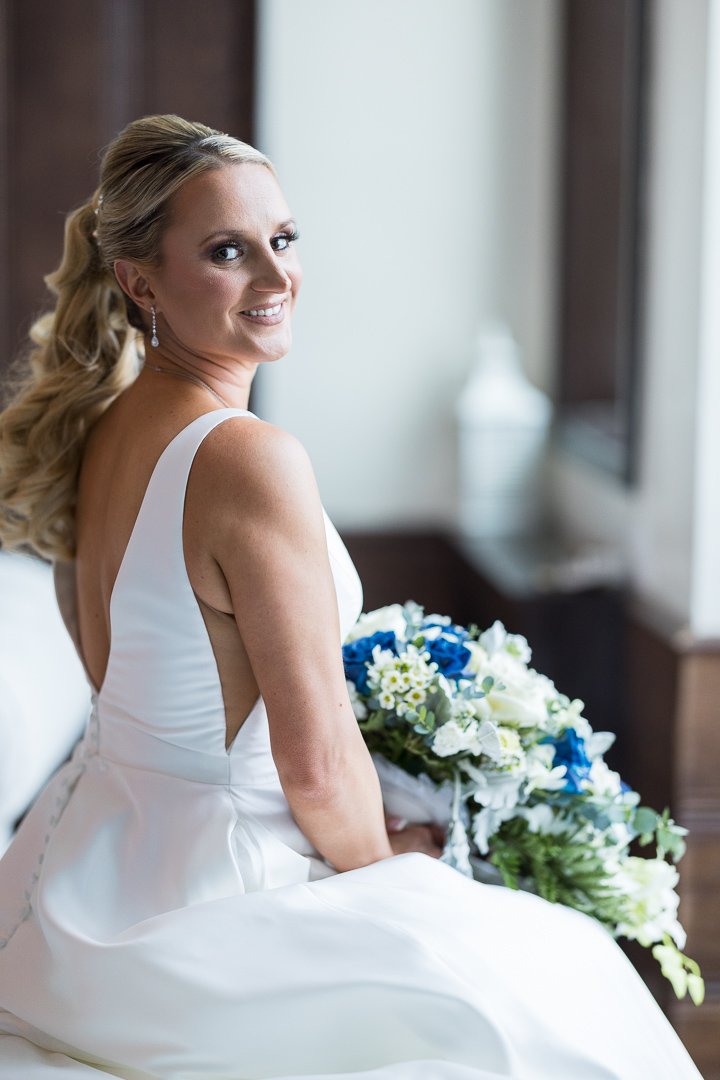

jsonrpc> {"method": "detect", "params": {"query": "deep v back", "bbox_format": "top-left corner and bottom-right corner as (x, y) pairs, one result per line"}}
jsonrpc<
(88, 407), (363, 787)
(96, 408), (265, 782)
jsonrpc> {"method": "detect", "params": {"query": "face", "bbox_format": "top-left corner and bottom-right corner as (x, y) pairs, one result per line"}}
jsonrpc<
(135, 162), (302, 368)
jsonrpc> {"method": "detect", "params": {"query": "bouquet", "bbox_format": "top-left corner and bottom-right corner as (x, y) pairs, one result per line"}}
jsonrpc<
(343, 600), (704, 1004)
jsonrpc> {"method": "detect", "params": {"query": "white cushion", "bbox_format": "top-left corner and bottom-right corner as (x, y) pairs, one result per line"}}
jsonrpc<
(0, 551), (90, 851)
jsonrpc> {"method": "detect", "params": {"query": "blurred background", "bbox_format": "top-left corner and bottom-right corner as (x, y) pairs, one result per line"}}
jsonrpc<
(0, 0), (718, 1071)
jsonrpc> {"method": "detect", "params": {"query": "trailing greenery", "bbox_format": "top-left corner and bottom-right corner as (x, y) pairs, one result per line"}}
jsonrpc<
(488, 818), (628, 930)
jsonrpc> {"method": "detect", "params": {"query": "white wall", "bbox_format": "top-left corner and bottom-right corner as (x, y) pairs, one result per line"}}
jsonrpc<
(689, 0), (720, 639)
(256, 0), (560, 528)
(257, 0), (720, 638)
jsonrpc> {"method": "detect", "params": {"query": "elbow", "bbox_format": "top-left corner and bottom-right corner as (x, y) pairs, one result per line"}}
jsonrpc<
(276, 743), (354, 804)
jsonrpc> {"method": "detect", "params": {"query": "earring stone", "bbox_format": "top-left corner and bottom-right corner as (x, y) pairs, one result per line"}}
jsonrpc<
(150, 306), (159, 348)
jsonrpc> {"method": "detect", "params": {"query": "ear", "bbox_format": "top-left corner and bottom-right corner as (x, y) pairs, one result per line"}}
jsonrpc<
(113, 260), (158, 313)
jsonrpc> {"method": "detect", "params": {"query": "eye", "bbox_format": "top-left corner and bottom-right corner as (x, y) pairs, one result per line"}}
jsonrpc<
(212, 243), (242, 263)
(272, 229), (300, 253)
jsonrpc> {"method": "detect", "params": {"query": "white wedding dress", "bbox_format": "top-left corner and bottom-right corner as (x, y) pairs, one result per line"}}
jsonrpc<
(0, 410), (703, 1079)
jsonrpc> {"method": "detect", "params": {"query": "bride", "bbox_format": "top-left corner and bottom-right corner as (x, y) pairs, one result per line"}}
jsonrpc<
(0, 114), (703, 1079)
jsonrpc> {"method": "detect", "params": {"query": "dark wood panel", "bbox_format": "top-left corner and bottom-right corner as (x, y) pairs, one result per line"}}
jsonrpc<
(557, 0), (649, 483)
(145, 0), (255, 140)
(3, 0), (109, 364)
(340, 530), (462, 622)
(673, 994), (720, 1080)
(0, 0), (256, 385)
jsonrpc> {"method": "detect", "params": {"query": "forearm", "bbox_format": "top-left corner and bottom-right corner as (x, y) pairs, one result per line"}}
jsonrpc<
(281, 739), (394, 872)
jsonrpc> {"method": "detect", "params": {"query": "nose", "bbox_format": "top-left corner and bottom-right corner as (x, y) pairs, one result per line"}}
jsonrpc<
(250, 248), (293, 294)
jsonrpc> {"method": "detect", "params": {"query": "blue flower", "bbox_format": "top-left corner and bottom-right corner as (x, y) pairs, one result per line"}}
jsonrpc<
(342, 631), (397, 693)
(543, 729), (593, 794)
(425, 636), (472, 678)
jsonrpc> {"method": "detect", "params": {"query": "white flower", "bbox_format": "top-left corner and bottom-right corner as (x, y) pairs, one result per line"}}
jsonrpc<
(346, 680), (368, 720)
(345, 604), (407, 643)
(478, 621), (507, 657)
(432, 720), (469, 757)
(378, 690), (395, 710)
(465, 719), (503, 760)
(612, 857), (686, 949)
(450, 699), (476, 724)
(518, 804), (574, 836)
(406, 687), (427, 707)
(523, 746), (568, 796)
(586, 731), (616, 759)
(585, 758), (623, 797)
(472, 805), (515, 854)
(468, 768), (524, 812)
(464, 641), (490, 676)
(408, 667), (432, 689)
(396, 671), (412, 692)
(424, 613), (452, 626)
(496, 726), (523, 760)
(477, 654), (555, 729)
(381, 670), (403, 693)
(478, 620), (531, 663)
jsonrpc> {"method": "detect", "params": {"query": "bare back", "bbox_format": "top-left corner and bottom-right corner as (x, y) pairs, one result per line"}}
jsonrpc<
(64, 378), (260, 749)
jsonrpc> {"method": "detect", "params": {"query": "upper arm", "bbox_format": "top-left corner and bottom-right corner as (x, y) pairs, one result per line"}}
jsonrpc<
(195, 419), (356, 785)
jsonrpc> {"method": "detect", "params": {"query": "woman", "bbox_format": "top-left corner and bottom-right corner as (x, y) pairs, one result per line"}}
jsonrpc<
(0, 115), (703, 1079)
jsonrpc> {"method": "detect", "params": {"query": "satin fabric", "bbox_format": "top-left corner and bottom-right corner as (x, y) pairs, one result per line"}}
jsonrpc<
(0, 410), (703, 1079)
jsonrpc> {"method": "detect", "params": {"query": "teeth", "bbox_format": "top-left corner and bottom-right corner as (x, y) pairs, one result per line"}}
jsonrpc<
(243, 303), (282, 317)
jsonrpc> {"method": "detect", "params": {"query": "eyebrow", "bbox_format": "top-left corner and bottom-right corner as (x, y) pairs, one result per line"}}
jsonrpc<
(199, 219), (297, 246)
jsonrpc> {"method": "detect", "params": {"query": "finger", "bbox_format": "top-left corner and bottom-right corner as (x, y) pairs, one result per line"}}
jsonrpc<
(385, 815), (408, 832)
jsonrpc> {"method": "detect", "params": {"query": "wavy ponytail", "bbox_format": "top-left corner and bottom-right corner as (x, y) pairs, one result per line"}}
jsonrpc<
(0, 114), (272, 562)
(0, 196), (139, 560)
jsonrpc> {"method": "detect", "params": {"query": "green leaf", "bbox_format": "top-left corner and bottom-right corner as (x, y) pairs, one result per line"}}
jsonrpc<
(632, 806), (659, 835)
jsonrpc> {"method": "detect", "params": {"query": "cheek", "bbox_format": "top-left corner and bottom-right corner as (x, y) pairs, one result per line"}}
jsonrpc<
(164, 268), (240, 313)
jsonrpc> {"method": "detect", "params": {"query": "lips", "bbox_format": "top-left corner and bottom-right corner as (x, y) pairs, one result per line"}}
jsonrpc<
(241, 302), (282, 317)
(239, 300), (286, 326)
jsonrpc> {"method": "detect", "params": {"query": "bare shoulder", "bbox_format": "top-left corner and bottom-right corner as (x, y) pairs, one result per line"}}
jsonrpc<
(188, 414), (323, 529)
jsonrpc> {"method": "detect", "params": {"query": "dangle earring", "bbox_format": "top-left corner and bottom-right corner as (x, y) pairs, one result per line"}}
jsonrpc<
(150, 305), (159, 348)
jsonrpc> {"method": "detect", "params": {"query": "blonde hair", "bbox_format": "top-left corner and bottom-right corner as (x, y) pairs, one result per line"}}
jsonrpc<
(0, 114), (272, 561)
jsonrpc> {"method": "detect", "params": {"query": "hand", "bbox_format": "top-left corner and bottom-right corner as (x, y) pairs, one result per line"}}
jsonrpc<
(385, 815), (446, 858)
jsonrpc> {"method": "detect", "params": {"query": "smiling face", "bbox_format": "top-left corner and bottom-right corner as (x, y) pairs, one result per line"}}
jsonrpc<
(142, 162), (302, 368)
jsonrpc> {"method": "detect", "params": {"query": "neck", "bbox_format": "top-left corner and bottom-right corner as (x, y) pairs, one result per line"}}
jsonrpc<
(142, 340), (254, 412)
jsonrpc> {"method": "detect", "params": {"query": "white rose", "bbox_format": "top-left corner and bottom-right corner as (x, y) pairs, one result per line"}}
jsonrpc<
(345, 604), (407, 643)
(478, 620), (508, 657)
(464, 641), (490, 676)
(481, 655), (553, 728)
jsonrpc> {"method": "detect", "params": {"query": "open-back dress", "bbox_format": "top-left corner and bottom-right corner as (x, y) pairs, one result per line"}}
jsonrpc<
(0, 409), (704, 1079)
